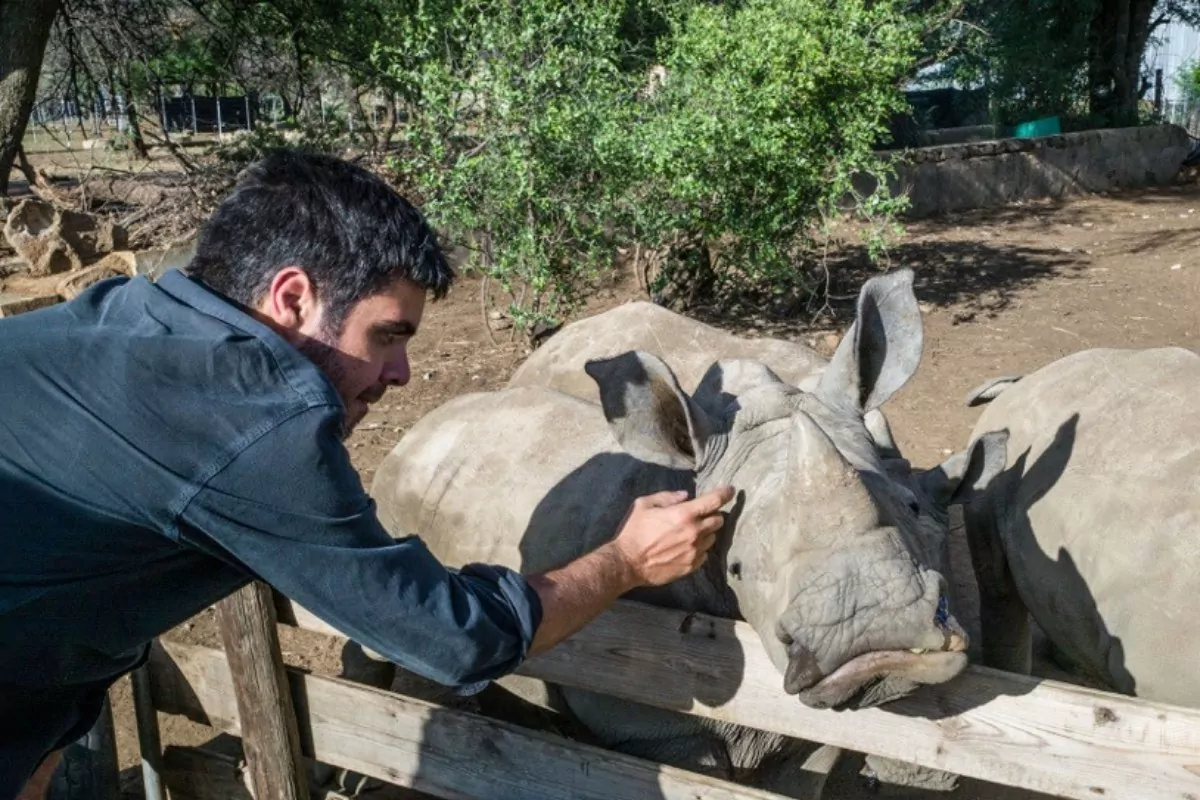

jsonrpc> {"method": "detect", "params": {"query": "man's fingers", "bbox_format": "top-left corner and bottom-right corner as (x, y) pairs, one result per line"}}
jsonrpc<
(695, 514), (726, 537)
(637, 489), (691, 510)
(681, 485), (735, 516)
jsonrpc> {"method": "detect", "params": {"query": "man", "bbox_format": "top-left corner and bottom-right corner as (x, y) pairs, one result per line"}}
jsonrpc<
(0, 149), (733, 797)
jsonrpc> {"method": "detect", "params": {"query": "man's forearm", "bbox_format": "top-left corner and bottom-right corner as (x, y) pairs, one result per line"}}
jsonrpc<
(524, 541), (638, 656)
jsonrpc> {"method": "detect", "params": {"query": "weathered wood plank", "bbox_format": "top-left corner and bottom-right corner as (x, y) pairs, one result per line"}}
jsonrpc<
(275, 595), (1200, 800)
(148, 640), (792, 800)
(217, 581), (311, 800)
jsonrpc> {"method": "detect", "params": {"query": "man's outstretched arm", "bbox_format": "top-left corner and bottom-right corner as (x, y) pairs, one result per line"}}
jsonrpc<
(525, 486), (734, 656)
(179, 406), (733, 686)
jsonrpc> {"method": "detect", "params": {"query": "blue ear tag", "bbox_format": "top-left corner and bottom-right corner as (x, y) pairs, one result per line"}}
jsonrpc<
(934, 595), (949, 626)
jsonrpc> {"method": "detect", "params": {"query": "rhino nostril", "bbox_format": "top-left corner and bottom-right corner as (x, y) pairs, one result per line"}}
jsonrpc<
(784, 643), (823, 695)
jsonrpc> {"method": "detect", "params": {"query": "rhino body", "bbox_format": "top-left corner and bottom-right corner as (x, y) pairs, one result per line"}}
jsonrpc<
(963, 347), (1200, 707)
(508, 300), (828, 401)
(366, 271), (1004, 796)
(509, 299), (902, 459)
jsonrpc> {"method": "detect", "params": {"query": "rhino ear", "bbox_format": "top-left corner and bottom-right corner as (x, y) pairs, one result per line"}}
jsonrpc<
(965, 375), (1022, 407)
(817, 268), (923, 415)
(918, 429), (1009, 510)
(693, 359), (784, 416)
(585, 350), (713, 471)
(864, 408), (902, 460)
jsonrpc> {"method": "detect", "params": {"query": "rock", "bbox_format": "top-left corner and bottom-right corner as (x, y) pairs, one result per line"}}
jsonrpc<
(3, 199), (128, 277)
(55, 258), (134, 300)
(132, 239), (196, 279)
(4, 200), (82, 276)
(820, 332), (841, 352)
(58, 207), (127, 260)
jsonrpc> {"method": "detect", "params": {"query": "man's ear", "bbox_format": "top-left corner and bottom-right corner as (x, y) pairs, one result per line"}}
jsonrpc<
(258, 267), (321, 334)
(585, 350), (714, 471)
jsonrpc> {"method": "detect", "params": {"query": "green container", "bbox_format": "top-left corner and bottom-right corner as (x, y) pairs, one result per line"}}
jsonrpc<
(1013, 115), (1061, 138)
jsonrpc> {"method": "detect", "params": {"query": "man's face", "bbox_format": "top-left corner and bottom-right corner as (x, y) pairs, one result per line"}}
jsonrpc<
(257, 269), (427, 435)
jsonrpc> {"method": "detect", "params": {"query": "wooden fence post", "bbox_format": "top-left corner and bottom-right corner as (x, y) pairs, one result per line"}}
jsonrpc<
(216, 581), (311, 800)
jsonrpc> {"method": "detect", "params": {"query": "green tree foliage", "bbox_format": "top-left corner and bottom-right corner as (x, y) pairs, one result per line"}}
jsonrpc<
(945, 0), (1200, 128)
(380, 0), (921, 328)
(619, 0), (920, 306)
(14, 0), (926, 326)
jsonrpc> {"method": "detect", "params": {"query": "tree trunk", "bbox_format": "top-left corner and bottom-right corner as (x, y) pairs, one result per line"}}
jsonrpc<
(0, 0), (60, 195)
(117, 72), (149, 158)
(1088, 0), (1158, 126)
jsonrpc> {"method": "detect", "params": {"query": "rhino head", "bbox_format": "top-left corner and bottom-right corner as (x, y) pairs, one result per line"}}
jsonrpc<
(584, 269), (1004, 710)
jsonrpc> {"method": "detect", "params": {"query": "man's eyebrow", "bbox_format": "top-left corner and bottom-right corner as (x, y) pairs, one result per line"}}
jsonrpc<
(375, 320), (418, 336)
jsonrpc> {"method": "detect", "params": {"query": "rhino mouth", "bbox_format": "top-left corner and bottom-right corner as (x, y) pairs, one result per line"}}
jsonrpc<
(781, 596), (970, 710)
(788, 649), (967, 710)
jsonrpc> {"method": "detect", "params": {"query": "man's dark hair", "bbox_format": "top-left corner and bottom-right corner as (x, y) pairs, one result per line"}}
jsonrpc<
(187, 148), (454, 333)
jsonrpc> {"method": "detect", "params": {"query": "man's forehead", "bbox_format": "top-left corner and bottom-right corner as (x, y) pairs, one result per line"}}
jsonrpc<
(359, 280), (425, 325)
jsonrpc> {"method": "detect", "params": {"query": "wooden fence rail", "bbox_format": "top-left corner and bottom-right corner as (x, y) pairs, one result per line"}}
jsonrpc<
(274, 595), (1200, 800)
(146, 639), (793, 800)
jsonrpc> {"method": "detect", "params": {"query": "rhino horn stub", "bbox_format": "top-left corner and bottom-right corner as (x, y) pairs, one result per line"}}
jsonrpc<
(788, 411), (878, 529)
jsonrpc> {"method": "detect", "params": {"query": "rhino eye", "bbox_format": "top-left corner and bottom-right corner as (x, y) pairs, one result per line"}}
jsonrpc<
(908, 500), (921, 515)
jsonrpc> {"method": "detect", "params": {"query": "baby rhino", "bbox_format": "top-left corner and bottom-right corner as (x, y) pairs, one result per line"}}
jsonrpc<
(367, 271), (1000, 797)
(962, 346), (1200, 708)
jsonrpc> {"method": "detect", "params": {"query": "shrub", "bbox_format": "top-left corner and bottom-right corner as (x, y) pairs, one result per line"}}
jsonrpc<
(384, 0), (920, 330)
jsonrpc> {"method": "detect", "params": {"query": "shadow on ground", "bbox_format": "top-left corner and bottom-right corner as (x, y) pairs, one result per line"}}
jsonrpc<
(683, 237), (1086, 341)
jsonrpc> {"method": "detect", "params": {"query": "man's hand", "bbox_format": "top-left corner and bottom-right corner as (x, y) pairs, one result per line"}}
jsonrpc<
(611, 486), (735, 587)
(526, 485), (735, 656)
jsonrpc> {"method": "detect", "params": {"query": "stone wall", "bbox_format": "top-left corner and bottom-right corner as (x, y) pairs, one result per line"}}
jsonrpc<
(863, 123), (1193, 218)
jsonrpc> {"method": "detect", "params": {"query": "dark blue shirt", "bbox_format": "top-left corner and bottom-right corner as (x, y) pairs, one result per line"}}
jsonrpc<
(0, 269), (542, 691)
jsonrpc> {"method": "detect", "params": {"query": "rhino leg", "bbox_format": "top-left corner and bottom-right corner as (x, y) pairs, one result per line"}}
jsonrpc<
(338, 640), (398, 689)
(475, 675), (601, 743)
(750, 742), (842, 799)
(616, 733), (737, 781)
(862, 754), (959, 793)
(962, 498), (1031, 675)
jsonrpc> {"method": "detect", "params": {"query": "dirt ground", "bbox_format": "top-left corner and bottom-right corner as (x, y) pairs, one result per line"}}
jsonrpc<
(78, 181), (1198, 799)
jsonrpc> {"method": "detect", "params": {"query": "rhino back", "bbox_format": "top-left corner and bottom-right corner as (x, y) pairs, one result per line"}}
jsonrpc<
(970, 347), (1200, 704)
(370, 386), (692, 577)
(508, 301), (825, 402)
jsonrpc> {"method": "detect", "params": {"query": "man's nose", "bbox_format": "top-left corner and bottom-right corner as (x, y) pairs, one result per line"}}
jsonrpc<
(382, 351), (411, 386)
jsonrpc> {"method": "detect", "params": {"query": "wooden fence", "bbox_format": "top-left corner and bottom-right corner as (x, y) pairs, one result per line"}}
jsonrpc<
(132, 582), (1200, 800)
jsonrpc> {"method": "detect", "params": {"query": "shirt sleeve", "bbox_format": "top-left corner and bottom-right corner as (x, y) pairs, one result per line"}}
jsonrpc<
(176, 405), (543, 688)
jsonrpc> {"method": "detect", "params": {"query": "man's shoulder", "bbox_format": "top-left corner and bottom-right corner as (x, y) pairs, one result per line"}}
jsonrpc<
(0, 270), (347, 487)
(90, 270), (342, 410)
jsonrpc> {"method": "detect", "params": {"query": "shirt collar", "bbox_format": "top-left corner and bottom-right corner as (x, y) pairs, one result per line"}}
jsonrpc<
(154, 268), (346, 412)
